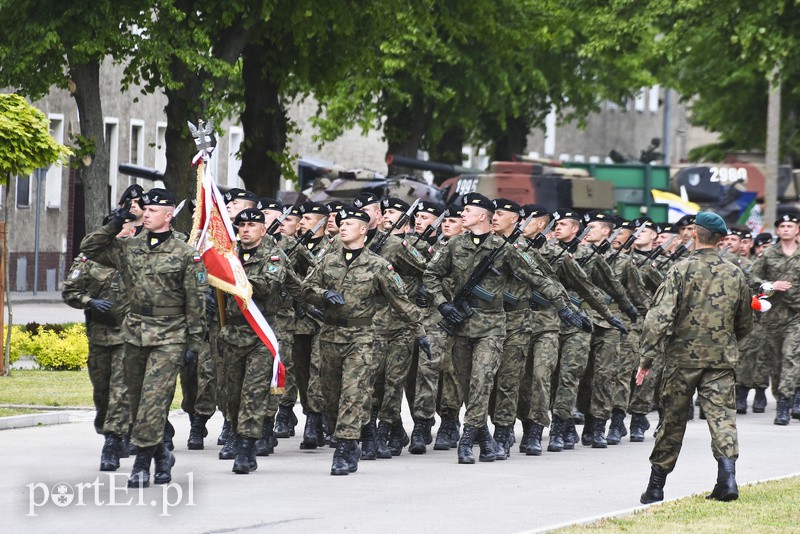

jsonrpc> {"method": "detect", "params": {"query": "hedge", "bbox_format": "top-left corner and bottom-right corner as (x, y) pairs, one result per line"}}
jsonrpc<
(4, 323), (88, 370)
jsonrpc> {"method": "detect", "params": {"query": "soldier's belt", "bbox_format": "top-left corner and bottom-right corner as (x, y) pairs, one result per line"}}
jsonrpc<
(466, 297), (502, 310)
(323, 316), (373, 327)
(130, 305), (184, 317)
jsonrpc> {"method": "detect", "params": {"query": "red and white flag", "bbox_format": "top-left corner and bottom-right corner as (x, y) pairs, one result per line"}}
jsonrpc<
(189, 161), (285, 393)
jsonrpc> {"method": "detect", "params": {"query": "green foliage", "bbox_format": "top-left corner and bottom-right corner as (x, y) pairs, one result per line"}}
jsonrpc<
(3, 325), (32, 365)
(0, 94), (72, 181)
(26, 324), (89, 371)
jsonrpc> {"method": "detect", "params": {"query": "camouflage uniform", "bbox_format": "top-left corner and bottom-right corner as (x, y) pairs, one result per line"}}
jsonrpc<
(640, 248), (752, 473)
(424, 233), (567, 429)
(218, 241), (289, 438)
(748, 246), (800, 400)
(63, 255), (130, 436)
(303, 248), (424, 440)
(80, 224), (207, 448)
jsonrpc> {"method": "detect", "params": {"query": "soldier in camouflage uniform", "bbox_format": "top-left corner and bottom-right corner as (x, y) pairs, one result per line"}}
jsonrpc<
(80, 188), (207, 489)
(302, 208), (430, 476)
(218, 208), (291, 474)
(63, 218), (135, 471)
(424, 193), (579, 464)
(749, 212), (800, 425)
(638, 211), (753, 504)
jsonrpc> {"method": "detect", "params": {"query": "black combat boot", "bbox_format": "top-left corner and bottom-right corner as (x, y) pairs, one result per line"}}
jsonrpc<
(153, 442), (175, 484)
(592, 418), (608, 448)
(300, 412), (325, 449)
(581, 414), (594, 447)
(564, 421), (578, 450)
(100, 434), (121, 471)
(572, 409), (585, 425)
(330, 439), (352, 476)
(629, 413), (651, 442)
(448, 417), (461, 448)
(526, 423), (544, 456)
(735, 386), (749, 415)
(126, 425), (138, 456)
(347, 439), (361, 473)
(163, 418), (175, 451)
(457, 424), (478, 464)
(792, 389), (800, 420)
(387, 420), (409, 456)
(640, 465), (667, 504)
(187, 414), (210, 450)
(606, 409), (626, 445)
(255, 417), (278, 456)
(434, 416), (454, 450)
(274, 405), (294, 438)
(774, 395), (791, 425)
(360, 420), (378, 460)
(219, 433), (238, 460)
(127, 445), (155, 488)
(409, 418), (433, 455)
(492, 424), (513, 457)
(547, 418), (565, 452)
(753, 388), (767, 413)
(218, 417), (231, 446)
(233, 437), (257, 474)
(476, 425), (497, 462)
(118, 433), (131, 459)
(519, 420), (534, 454)
(706, 458), (738, 501)
(376, 421), (393, 459)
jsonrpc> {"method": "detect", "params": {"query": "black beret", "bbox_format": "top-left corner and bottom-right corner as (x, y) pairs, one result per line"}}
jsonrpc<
(446, 205), (463, 218)
(462, 193), (494, 213)
(753, 232), (773, 246)
(118, 184), (144, 204)
(775, 212), (800, 226)
(234, 208), (266, 225)
(284, 204), (302, 217)
(618, 220), (636, 230)
(520, 204), (550, 219)
(552, 209), (581, 222)
(326, 200), (347, 212)
(492, 198), (522, 214)
(658, 223), (677, 234)
(224, 188), (257, 204)
(300, 201), (330, 216)
(632, 217), (656, 230)
(584, 211), (614, 224)
(142, 188), (176, 207)
(415, 201), (444, 217)
(381, 197), (410, 213)
(256, 197), (282, 212)
(675, 214), (696, 228)
(335, 208), (371, 226)
(352, 192), (380, 208)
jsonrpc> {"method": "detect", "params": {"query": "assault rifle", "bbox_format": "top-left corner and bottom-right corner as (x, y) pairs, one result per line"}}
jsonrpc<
(578, 227), (622, 267)
(607, 225), (644, 265)
(524, 217), (556, 251)
(267, 206), (293, 236)
(370, 198), (421, 254)
(412, 209), (448, 247)
(657, 238), (694, 268)
(635, 233), (677, 268)
(284, 216), (327, 257)
(548, 226), (591, 266)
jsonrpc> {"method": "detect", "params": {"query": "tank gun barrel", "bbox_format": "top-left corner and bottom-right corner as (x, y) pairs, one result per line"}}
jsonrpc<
(386, 154), (482, 176)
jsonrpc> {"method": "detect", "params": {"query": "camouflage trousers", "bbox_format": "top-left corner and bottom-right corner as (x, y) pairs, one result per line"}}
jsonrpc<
(321, 339), (374, 440)
(373, 328), (416, 424)
(552, 326), (591, 421)
(222, 340), (273, 438)
(576, 325), (621, 420)
(517, 330), (560, 427)
(87, 342), (129, 436)
(451, 334), (504, 428)
(735, 319), (771, 389)
(765, 310), (800, 399)
(124, 343), (182, 448)
(178, 338), (216, 417)
(265, 329), (293, 420)
(209, 322), (226, 417)
(629, 352), (664, 415)
(612, 325), (640, 412)
(292, 332), (326, 414)
(490, 310), (533, 426)
(412, 312), (454, 420)
(650, 366), (738, 474)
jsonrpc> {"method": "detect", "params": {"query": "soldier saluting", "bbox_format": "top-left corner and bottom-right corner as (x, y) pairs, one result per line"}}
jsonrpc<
(80, 188), (207, 488)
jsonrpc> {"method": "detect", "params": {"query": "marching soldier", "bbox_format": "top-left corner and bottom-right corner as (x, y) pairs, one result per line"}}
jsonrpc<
(80, 188), (207, 488)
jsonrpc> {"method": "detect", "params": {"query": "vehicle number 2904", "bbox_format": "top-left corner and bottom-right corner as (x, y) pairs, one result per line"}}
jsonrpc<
(709, 166), (747, 186)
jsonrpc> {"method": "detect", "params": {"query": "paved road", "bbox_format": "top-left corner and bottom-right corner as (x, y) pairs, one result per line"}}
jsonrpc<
(4, 293), (85, 325)
(2, 402), (799, 533)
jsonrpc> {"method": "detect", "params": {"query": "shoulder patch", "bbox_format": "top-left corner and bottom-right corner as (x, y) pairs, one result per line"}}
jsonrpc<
(70, 269), (81, 279)
(270, 255), (281, 262)
(79, 254), (88, 262)
(197, 270), (207, 284)
(192, 255), (202, 263)
(387, 264), (394, 271)
(513, 243), (520, 249)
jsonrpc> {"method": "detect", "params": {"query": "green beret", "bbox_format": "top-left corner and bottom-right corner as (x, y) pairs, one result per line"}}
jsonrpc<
(695, 211), (727, 235)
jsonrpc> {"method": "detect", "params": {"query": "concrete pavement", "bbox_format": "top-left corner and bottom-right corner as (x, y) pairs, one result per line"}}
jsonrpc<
(2, 404), (799, 533)
(4, 292), (85, 325)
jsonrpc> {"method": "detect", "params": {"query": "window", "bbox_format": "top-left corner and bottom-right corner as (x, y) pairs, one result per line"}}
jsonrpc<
(227, 126), (243, 187)
(649, 85), (660, 113)
(45, 114), (64, 209)
(634, 89), (646, 112)
(16, 174), (31, 208)
(572, 154), (585, 163)
(155, 122), (167, 173)
(130, 119), (145, 165)
(544, 106), (556, 156)
(104, 118), (119, 207)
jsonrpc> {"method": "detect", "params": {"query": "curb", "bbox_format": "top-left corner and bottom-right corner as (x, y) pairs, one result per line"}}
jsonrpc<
(0, 411), (72, 430)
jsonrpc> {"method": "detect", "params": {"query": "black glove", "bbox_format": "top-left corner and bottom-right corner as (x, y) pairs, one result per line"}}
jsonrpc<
(184, 349), (198, 376)
(108, 207), (133, 230)
(416, 286), (429, 307)
(323, 290), (345, 306)
(624, 305), (638, 323)
(308, 307), (325, 321)
(578, 313), (594, 333)
(417, 335), (432, 360)
(558, 307), (585, 330)
(607, 315), (629, 335)
(88, 299), (114, 313)
(205, 290), (218, 318)
(438, 302), (465, 326)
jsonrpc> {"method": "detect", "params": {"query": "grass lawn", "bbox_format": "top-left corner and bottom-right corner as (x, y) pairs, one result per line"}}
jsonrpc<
(0, 369), (183, 412)
(558, 476), (800, 533)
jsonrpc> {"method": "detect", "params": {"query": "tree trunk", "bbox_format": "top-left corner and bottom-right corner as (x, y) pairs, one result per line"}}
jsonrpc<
(491, 116), (530, 162)
(68, 59), (108, 232)
(428, 126), (465, 185)
(385, 94), (429, 177)
(239, 39), (286, 197)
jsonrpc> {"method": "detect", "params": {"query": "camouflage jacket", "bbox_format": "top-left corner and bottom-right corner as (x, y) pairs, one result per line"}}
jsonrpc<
(424, 232), (567, 337)
(302, 248), (425, 343)
(610, 255), (650, 314)
(219, 240), (291, 348)
(640, 249), (753, 369)
(631, 249), (665, 294)
(62, 255), (129, 346)
(749, 244), (800, 313)
(373, 233), (428, 333)
(80, 224), (207, 350)
(290, 234), (335, 335)
(573, 244), (634, 328)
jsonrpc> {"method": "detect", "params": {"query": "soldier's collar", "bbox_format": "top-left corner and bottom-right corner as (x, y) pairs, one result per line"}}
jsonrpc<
(342, 246), (364, 266)
(469, 231), (491, 247)
(146, 230), (172, 250)
(239, 245), (260, 263)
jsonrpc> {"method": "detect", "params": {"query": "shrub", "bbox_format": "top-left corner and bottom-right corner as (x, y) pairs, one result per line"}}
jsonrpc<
(30, 324), (88, 371)
(3, 325), (34, 364)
